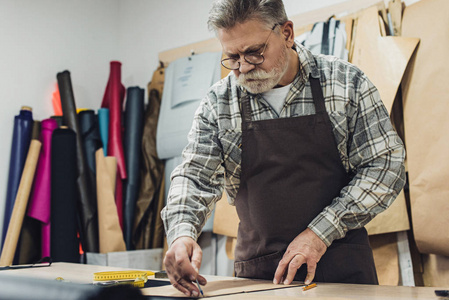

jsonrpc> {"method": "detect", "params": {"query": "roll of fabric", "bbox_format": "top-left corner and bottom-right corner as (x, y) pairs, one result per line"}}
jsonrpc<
(79, 109), (102, 176)
(17, 120), (42, 264)
(31, 120), (41, 140)
(57, 70), (98, 253)
(27, 118), (58, 258)
(96, 149), (126, 253)
(0, 140), (41, 267)
(123, 87), (144, 250)
(98, 108), (109, 156)
(133, 88), (165, 249)
(1, 107), (33, 250)
(52, 86), (63, 116)
(50, 116), (64, 128)
(50, 127), (80, 262)
(101, 61), (127, 228)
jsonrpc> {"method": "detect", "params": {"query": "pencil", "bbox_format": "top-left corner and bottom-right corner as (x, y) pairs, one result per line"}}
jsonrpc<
(195, 278), (204, 296)
(303, 283), (317, 291)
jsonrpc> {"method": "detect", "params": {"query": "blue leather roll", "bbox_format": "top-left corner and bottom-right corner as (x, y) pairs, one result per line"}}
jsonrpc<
(1, 107), (33, 250)
(98, 108), (109, 156)
(123, 87), (145, 250)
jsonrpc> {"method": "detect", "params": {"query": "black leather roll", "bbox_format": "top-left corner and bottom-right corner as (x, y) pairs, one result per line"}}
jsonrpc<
(50, 128), (80, 263)
(50, 115), (64, 127)
(31, 120), (41, 140)
(79, 109), (102, 176)
(123, 87), (145, 250)
(133, 88), (165, 249)
(0, 273), (145, 300)
(57, 70), (99, 253)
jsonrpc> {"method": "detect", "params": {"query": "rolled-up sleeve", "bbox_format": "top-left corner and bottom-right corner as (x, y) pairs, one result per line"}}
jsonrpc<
(308, 75), (406, 247)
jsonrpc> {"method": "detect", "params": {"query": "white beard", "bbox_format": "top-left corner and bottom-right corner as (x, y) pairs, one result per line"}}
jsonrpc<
(236, 46), (289, 94)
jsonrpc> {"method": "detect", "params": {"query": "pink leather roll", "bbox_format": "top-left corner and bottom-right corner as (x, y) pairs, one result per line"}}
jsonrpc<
(101, 61), (127, 227)
(27, 118), (58, 258)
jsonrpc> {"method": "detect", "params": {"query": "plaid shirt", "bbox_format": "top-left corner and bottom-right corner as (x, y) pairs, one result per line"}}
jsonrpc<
(162, 44), (406, 247)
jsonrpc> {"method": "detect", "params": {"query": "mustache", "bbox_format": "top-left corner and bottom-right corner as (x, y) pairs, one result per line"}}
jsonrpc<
(238, 69), (274, 81)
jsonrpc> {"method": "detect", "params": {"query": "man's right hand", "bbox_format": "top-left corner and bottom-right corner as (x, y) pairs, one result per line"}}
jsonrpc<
(163, 236), (207, 297)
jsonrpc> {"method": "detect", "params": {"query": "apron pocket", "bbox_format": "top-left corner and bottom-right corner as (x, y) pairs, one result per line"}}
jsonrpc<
(234, 251), (283, 280)
(318, 242), (378, 284)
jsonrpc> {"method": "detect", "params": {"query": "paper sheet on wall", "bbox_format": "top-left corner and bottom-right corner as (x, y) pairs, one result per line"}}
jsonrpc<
(351, 6), (419, 113)
(157, 52), (222, 160)
(350, 5), (418, 235)
(365, 190), (409, 235)
(401, 0), (449, 256)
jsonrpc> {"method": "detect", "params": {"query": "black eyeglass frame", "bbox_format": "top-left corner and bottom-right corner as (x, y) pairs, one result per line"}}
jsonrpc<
(221, 23), (280, 70)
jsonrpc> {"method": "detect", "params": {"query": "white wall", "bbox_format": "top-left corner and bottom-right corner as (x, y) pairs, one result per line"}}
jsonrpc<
(0, 0), (421, 243)
(0, 0), (120, 239)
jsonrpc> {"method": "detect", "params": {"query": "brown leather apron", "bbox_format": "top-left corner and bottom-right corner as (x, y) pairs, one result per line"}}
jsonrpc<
(233, 75), (378, 284)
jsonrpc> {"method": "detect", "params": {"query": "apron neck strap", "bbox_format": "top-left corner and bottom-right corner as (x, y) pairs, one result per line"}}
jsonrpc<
(309, 75), (326, 114)
(240, 94), (252, 123)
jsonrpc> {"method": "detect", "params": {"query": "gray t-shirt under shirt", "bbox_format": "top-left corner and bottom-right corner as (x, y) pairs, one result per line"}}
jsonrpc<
(262, 83), (292, 115)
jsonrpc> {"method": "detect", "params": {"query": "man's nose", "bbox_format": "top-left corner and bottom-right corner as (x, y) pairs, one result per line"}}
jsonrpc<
(238, 61), (256, 74)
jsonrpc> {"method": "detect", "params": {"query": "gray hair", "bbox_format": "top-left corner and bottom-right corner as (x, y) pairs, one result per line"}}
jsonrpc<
(207, 0), (288, 32)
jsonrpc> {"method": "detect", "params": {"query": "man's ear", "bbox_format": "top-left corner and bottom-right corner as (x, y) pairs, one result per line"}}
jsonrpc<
(281, 21), (295, 48)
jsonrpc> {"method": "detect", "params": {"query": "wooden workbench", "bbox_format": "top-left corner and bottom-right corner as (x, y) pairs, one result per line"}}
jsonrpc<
(1, 263), (444, 299)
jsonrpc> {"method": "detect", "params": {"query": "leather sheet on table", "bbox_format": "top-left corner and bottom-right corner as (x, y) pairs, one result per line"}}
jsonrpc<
(123, 87), (145, 250)
(1, 108), (33, 250)
(27, 118), (58, 258)
(141, 277), (303, 297)
(57, 70), (98, 253)
(401, 0), (449, 256)
(133, 85), (165, 250)
(50, 128), (79, 263)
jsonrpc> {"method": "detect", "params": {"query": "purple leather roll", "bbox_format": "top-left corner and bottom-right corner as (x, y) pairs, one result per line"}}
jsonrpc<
(27, 118), (58, 258)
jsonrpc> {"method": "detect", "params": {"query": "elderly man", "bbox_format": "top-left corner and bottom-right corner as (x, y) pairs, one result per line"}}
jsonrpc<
(161, 0), (406, 297)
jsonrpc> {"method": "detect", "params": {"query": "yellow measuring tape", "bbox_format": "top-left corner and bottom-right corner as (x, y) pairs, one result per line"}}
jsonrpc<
(93, 270), (155, 288)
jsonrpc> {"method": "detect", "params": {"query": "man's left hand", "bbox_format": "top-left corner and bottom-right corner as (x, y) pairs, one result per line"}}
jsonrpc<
(273, 228), (327, 285)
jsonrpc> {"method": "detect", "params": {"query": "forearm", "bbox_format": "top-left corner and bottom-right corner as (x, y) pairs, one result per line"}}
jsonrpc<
(162, 172), (223, 246)
(309, 76), (406, 247)
(309, 156), (406, 246)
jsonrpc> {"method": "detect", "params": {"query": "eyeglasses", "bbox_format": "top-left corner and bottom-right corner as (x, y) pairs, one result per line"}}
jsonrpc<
(221, 24), (279, 70)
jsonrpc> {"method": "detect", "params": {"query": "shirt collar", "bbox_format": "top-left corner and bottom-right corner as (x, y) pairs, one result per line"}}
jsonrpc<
(295, 42), (321, 80)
